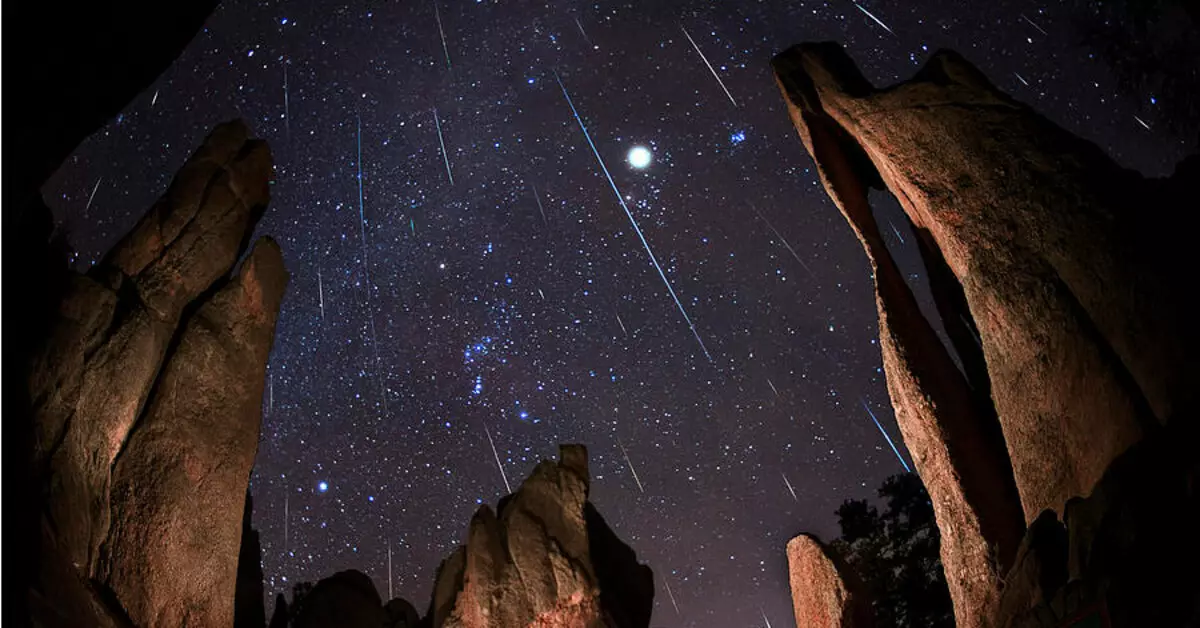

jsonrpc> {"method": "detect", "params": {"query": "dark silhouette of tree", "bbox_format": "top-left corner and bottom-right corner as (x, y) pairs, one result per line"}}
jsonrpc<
(830, 473), (954, 627)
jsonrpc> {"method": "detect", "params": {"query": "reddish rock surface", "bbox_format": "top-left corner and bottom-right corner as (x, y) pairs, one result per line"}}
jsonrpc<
(429, 445), (653, 628)
(773, 44), (1026, 626)
(96, 238), (287, 627)
(786, 534), (871, 628)
(770, 43), (1195, 526)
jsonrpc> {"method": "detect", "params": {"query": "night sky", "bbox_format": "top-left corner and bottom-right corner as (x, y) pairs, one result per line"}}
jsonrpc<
(46, 1), (1192, 625)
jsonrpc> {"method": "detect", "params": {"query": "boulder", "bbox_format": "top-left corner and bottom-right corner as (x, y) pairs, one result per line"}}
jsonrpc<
(785, 534), (871, 628)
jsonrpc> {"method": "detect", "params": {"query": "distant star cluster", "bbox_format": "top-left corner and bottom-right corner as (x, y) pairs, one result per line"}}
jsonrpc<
(48, 0), (1189, 625)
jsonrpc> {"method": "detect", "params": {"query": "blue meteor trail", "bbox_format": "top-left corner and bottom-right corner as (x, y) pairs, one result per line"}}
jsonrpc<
(861, 398), (911, 472)
(554, 71), (713, 362)
(356, 116), (388, 415)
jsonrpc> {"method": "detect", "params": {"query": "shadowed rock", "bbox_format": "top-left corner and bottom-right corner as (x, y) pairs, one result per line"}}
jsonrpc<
(786, 535), (872, 628)
(235, 492), (267, 628)
(429, 444), (653, 628)
(290, 570), (388, 628)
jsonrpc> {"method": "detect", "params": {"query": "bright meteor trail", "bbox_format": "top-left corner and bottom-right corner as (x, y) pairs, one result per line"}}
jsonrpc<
(483, 421), (512, 494)
(853, 2), (895, 35)
(860, 398), (911, 472)
(357, 116), (388, 416)
(750, 203), (816, 278)
(554, 71), (713, 362)
(679, 25), (738, 107)
(433, 1), (452, 69)
(433, 107), (454, 185)
(618, 439), (645, 493)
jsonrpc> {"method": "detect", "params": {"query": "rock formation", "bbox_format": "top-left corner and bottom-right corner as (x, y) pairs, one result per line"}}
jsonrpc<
(7, 5), (220, 623)
(235, 493), (267, 628)
(786, 535), (871, 628)
(265, 445), (652, 628)
(773, 41), (1199, 628)
(25, 120), (286, 627)
(772, 44), (1027, 625)
(427, 444), (654, 628)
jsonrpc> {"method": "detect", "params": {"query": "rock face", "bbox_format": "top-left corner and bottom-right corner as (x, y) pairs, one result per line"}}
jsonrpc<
(772, 42), (1200, 627)
(773, 44), (1027, 626)
(786, 535), (871, 628)
(428, 444), (654, 628)
(772, 43), (1196, 524)
(25, 121), (286, 626)
(8, 5), (220, 622)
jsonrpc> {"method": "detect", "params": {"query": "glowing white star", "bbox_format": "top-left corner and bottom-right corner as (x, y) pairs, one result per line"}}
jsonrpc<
(627, 145), (652, 169)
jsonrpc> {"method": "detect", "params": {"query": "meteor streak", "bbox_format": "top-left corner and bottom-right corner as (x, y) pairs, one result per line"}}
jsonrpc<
(357, 117), (388, 415)
(619, 439), (648, 494)
(782, 472), (798, 501)
(1134, 115), (1151, 130)
(888, 220), (906, 244)
(317, 266), (325, 319)
(151, 90), (159, 107)
(663, 576), (681, 615)
(679, 25), (738, 107)
(433, 107), (454, 185)
(555, 71), (713, 362)
(1020, 13), (1048, 36)
(853, 2), (895, 35)
(767, 378), (780, 397)
(860, 398), (911, 472)
(750, 203), (816, 278)
(616, 313), (629, 337)
(531, 183), (548, 224)
(1014, 72), (1030, 86)
(574, 17), (593, 47)
(433, 1), (452, 69)
(483, 421), (512, 494)
(84, 177), (102, 215)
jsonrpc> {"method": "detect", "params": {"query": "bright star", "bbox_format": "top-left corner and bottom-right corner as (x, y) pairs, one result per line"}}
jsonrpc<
(317, 481), (328, 492)
(627, 145), (652, 169)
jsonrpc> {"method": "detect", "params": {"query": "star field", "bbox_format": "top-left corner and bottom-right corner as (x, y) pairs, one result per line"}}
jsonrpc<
(47, 0), (1192, 625)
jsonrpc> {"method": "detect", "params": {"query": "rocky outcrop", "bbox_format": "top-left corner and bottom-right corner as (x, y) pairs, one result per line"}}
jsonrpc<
(773, 41), (1199, 628)
(773, 44), (1026, 626)
(786, 535), (871, 628)
(7, 6), (220, 622)
(428, 444), (654, 628)
(772, 42), (1196, 524)
(26, 120), (285, 626)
